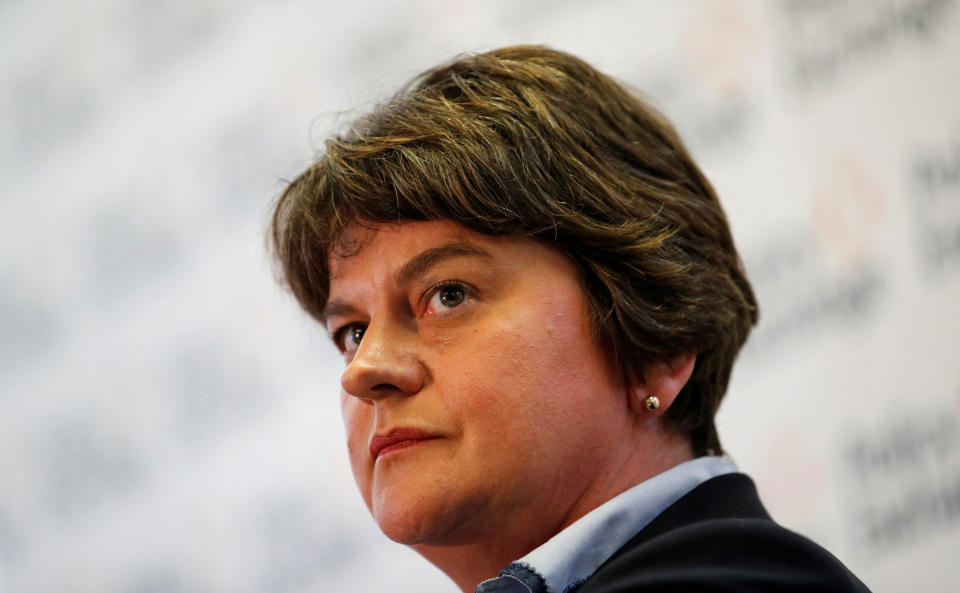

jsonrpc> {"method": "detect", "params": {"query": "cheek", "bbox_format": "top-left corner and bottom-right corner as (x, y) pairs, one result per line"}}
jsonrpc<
(498, 295), (609, 421)
(340, 396), (374, 496)
(449, 299), (595, 422)
(341, 397), (370, 452)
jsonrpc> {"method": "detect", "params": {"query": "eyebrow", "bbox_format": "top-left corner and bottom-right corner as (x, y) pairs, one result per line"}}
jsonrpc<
(322, 300), (364, 324)
(322, 242), (493, 322)
(394, 242), (492, 286)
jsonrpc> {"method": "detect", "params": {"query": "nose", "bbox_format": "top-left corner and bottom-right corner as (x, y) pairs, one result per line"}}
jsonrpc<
(340, 318), (425, 401)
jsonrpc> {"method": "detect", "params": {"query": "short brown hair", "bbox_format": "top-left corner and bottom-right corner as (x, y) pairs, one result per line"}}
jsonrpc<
(270, 45), (757, 456)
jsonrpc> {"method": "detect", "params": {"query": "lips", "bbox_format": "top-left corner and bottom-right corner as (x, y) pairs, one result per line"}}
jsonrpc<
(369, 427), (440, 460)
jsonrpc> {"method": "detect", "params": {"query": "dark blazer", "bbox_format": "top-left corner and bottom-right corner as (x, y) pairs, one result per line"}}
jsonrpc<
(573, 473), (871, 593)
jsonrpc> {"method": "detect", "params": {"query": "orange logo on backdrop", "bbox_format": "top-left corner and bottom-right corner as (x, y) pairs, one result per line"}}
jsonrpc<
(810, 153), (888, 268)
(754, 426), (827, 531)
(682, 0), (760, 97)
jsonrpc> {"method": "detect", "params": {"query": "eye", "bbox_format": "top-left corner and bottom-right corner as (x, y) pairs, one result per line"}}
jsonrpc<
(335, 322), (366, 355)
(425, 282), (469, 315)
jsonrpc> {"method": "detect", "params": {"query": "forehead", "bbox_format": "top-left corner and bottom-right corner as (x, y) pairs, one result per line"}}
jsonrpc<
(326, 219), (580, 291)
(331, 220), (470, 267)
(329, 220), (498, 279)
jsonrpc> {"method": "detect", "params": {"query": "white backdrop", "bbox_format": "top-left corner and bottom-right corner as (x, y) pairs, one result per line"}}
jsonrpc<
(2, 1), (959, 592)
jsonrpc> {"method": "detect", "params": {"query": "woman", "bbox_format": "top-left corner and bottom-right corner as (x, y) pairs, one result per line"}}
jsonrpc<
(270, 46), (871, 592)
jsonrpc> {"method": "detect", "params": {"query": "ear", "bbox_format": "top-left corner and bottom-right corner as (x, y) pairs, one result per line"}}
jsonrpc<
(630, 352), (696, 416)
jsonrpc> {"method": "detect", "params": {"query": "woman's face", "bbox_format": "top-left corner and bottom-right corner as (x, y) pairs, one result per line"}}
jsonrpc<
(326, 220), (635, 549)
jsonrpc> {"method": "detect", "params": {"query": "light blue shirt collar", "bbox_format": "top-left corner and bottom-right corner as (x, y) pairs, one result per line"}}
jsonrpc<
(476, 456), (738, 593)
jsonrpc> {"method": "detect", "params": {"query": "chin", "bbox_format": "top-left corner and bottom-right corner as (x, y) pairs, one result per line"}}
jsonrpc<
(371, 484), (486, 547)
(376, 513), (435, 545)
(374, 500), (450, 545)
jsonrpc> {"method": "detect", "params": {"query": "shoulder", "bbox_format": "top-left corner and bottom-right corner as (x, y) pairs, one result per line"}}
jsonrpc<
(574, 473), (871, 593)
(575, 517), (870, 593)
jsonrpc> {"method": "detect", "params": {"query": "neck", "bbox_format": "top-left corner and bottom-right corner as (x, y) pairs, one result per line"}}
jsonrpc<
(412, 426), (694, 592)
